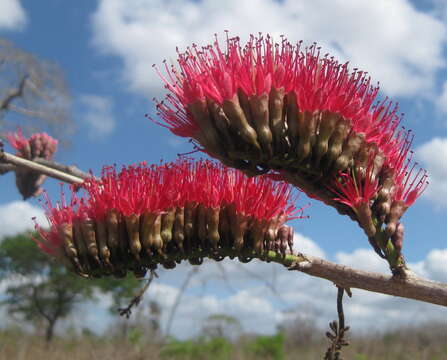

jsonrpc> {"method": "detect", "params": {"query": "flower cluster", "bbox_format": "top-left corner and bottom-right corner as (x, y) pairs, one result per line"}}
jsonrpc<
(6, 130), (58, 199)
(152, 33), (428, 272)
(35, 160), (303, 278)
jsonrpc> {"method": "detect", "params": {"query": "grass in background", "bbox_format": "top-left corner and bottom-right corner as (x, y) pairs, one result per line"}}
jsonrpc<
(1, 323), (447, 360)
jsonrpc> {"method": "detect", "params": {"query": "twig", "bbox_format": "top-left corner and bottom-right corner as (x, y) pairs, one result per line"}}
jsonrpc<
(324, 287), (350, 360)
(0, 151), (84, 184)
(337, 287), (346, 330)
(0, 75), (28, 111)
(215, 262), (238, 294)
(118, 270), (158, 318)
(165, 267), (199, 337)
(235, 262), (288, 305)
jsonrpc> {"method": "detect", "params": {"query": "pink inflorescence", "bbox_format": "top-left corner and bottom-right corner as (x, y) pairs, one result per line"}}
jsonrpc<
(7, 129), (58, 160)
(152, 32), (427, 212)
(154, 34), (403, 165)
(35, 160), (303, 267)
(5, 129), (59, 199)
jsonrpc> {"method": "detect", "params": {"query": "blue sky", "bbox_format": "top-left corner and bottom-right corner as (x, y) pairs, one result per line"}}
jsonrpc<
(1, 0), (447, 338)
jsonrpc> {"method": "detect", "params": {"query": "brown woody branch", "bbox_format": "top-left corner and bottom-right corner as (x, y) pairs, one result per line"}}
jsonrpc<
(289, 255), (447, 307)
(1, 151), (447, 308)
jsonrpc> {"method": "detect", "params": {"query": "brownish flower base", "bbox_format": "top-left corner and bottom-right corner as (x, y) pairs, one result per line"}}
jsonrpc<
(53, 201), (294, 279)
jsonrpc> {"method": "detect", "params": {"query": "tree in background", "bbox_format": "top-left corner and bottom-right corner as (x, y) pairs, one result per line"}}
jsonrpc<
(0, 233), (93, 343)
(0, 39), (72, 142)
(201, 314), (242, 342)
(0, 232), (142, 344)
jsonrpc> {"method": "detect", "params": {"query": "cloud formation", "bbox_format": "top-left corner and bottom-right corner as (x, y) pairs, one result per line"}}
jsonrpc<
(0, 201), (46, 240)
(0, 0), (27, 31)
(416, 137), (447, 207)
(91, 0), (446, 98)
(79, 94), (116, 138)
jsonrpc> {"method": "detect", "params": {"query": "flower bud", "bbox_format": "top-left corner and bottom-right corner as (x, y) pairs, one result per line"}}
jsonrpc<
(391, 222), (404, 253)
(249, 93), (273, 156)
(269, 87), (288, 155)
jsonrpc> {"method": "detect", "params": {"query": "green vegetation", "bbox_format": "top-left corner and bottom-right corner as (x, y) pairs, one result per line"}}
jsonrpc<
(1, 325), (447, 360)
(160, 338), (233, 360)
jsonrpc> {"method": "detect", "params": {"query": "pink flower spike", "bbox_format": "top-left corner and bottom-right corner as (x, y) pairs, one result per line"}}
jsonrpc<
(35, 159), (305, 258)
(152, 33), (407, 172)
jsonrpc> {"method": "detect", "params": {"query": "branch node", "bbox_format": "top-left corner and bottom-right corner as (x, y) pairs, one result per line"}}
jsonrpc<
(324, 286), (350, 360)
(118, 270), (158, 319)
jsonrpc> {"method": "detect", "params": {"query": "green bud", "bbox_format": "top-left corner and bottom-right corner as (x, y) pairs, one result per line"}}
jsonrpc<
(206, 206), (220, 248)
(173, 207), (185, 252)
(323, 118), (351, 169)
(286, 92), (300, 153)
(269, 87), (288, 155)
(249, 93), (273, 156)
(296, 111), (319, 164)
(188, 99), (225, 157)
(332, 132), (365, 174)
(223, 95), (261, 151)
(314, 111), (340, 167)
(161, 208), (176, 247)
(385, 200), (406, 237)
(125, 214), (142, 262)
(95, 221), (112, 268)
(207, 99), (236, 151)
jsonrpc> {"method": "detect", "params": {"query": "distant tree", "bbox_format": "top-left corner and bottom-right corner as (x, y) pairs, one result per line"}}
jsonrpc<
(0, 38), (72, 142)
(278, 306), (321, 348)
(0, 233), (95, 343)
(0, 232), (142, 344)
(201, 314), (243, 341)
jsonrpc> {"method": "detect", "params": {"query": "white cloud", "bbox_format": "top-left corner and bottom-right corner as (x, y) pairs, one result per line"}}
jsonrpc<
(435, 80), (447, 116)
(335, 248), (389, 273)
(91, 0), (446, 98)
(79, 94), (116, 138)
(0, 0), (27, 31)
(293, 233), (326, 259)
(412, 249), (447, 281)
(0, 201), (46, 240)
(416, 137), (447, 207)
